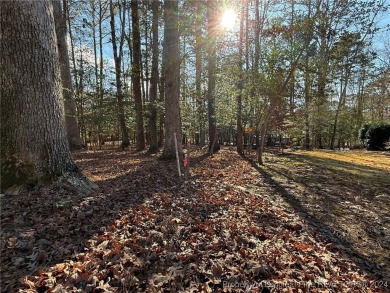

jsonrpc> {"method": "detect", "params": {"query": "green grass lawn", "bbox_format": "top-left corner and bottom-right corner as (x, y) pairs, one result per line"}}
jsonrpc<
(291, 150), (390, 187)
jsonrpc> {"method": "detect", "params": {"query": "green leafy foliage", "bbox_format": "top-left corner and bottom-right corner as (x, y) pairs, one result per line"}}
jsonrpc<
(360, 123), (390, 150)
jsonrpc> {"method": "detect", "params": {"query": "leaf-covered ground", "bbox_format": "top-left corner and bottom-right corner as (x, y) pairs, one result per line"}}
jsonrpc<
(1, 147), (389, 292)
(244, 149), (390, 282)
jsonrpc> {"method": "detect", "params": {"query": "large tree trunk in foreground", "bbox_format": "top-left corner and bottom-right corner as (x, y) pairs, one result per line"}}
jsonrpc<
(53, 0), (85, 150)
(0, 0), (96, 195)
(161, 0), (183, 159)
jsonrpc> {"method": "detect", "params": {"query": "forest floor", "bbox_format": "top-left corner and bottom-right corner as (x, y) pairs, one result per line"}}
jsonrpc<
(1, 146), (389, 292)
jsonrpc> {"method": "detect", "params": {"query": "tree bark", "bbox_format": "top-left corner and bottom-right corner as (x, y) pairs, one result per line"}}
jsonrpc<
(195, 2), (205, 147)
(207, 0), (219, 154)
(158, 27), (165, 149)
(158, 68), (165, 148)
(161, 0), (183, 159)
(0, 0), (96, 194)
(148, 0), (159, 153)
(131, 0), (145, 151)
(109, 0), (130, 148)
(330, 65), (350, 149)
(236, 3), (245, 154)
(53, 0), (85, 150)
(303, 2), (313, 150)
(98, 1), (106, 146)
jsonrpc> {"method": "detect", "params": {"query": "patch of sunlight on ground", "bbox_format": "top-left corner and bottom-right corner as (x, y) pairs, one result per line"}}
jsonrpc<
(297, 150), (390, 172)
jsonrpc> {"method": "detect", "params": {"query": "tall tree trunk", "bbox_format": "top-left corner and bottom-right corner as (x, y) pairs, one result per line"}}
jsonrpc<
(303, 2), (313, 150)
(330, 65), (350, 149)
(158, 70), (165, 148)
(158, 28), (165, 150)
(316, 44), (328, 149)
(143, 11), (149, 104)
(53, 0), (84, 150)
(0, 0), (95, 194)
(195, 2), (205, 147)
(253, 0), (261, 149)
(304, 63), (311, 150)
(77, 51), (87, 144)
(289, 0), (296, 114)
(161, 0), (182, 159)
(98, 0), (106, 147)
(236, 3), (245, 154)
(148, 0), (159, 153)
(131, 0), (145, 151)
(356, 69), (366, 131)
(207, 0), (219, 154)
(90, 0), (104, 147)
(257, 98), (271, 165)
(109, 0), (130, 148)
(66, 2), (84, 143)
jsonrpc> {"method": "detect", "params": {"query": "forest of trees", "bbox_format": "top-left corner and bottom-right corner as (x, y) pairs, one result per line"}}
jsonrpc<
(63, 0), (389, 155)
(1, 0), (390, 192)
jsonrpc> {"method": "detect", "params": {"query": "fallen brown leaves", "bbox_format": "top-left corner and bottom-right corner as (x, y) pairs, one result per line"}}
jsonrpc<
(245, 149), (390, 283)
(1, 147), (388, 292)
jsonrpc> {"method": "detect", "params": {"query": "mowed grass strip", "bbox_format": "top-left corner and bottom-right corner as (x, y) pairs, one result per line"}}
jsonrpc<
(298, 150), (390, 171)
(293, 150), (390, 186)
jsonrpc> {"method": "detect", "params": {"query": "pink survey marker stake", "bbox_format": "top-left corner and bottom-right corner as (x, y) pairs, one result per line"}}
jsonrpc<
(174, 132), (181, 177)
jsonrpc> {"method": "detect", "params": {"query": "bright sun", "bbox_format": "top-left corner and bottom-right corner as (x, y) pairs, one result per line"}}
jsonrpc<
(221, 9), (237, 31)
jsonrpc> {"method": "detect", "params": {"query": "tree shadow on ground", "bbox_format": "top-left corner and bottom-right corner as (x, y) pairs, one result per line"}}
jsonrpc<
(0, 148), (224, 292)
(0, 151), (168, 290)
(240, 153), (389, 281)
(3, 147), (388, 292)
(288, 153), (390, 186)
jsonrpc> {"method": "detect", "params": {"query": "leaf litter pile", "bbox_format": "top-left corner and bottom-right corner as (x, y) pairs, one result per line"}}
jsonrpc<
(1, 147), (388, 292)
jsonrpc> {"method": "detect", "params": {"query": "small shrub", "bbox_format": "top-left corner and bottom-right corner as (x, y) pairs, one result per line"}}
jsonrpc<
(360, 124), (390, 151)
